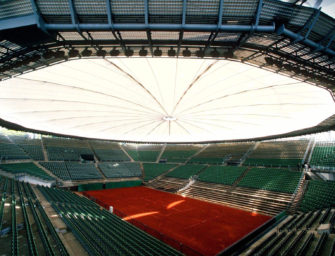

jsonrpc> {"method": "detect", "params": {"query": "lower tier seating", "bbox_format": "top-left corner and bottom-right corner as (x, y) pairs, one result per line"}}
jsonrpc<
(299, 180), (335, 212)
(38, 186), (182, 256)
(142, 163), (177, 181)
(241, 208), (335, 256)
(237, 168), (302, 194)
(98, 162), (142, 178)
(148, 178), (292, 216)
(0, 177), (69, 256)
(0, 163), (54, 181)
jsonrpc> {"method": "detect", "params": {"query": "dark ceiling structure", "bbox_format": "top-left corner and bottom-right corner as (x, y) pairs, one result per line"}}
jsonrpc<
(0, 0), (335, 143)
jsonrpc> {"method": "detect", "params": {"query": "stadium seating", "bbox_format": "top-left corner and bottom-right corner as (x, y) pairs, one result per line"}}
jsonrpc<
(244, 140), (308, 167)
(40, 162), (71, 180)
(0, 143), (29, 160)
(190, 143), (253, 164)
(0, 177), (69, 256)
(40, 162), (102, 181)
(166, 164), (205, 179)
(66, 162), (103, 180)
(9, 136), (44, 160)
(90, 141), (129, 161)
(0, 163), (54, 181)
(44, 137), (93, 161)
(243, 208), (335, 256)
(310, 142), (335, 167)
(198, 166), (247, 185)
(123, 144), (162, 162)
(237, 168), (301, 194)
(299, 180), (335, 212)
(98, 162), (142, 178)
(161, 145), (200, 162)
(38, 186), (182, 256)
(142, 163), (177, 181)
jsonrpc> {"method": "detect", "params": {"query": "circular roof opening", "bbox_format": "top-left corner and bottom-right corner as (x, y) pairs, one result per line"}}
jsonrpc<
(163, 116), (177, 121)
(0, 57), (334, 143)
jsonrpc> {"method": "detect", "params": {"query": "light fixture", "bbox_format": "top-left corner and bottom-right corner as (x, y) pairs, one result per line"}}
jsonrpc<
(211, 48), (219, 58)
(96, 48), (107, 57)
(81, 48), (92, 57)
(139, 47), (148, 56)
(182, 48), (191, 57)
(168, 48), (176, 57)
(110, 47), (120, 56)
(264, 56), (274, 65)
(68, 49), (79, 58)
(55, 50), (65, 58)
(196, 48), (205, 58)
(153, 48), (162, 57)
(42, 50), (54, 59)
(125, 48), (134, 57)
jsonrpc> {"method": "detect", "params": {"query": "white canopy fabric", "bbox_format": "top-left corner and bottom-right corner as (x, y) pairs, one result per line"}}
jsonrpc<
(0, 58), (334, 143)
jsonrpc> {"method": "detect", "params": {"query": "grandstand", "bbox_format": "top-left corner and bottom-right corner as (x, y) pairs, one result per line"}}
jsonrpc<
(244, 140), (309, 167)
(1, 0), (335, 255)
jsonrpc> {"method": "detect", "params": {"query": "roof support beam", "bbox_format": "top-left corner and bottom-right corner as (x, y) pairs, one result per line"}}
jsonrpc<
(68, 0), (78, 27)
(144, 0), (153, 56)
(105, 0), (113, 29)
(205, 0), (224, 51)
(29, 0), (47, 33)
(44, 23), (275, 32)
(277, 25), (335, 57)
(254, 0), (263, 27)
(0, 15), (36, 31)
(293, 8), (321, 43)
(177, 0), (187, 56)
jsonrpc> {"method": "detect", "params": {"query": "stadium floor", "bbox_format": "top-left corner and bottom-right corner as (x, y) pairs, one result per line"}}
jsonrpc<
(84, 186), (271, 256)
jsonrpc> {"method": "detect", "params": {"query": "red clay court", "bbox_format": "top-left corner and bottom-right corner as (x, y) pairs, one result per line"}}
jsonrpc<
(84, 186), (271, 256)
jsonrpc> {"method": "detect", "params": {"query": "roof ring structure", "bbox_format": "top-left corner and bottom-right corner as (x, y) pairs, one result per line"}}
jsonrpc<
(0, 0), (335, 142)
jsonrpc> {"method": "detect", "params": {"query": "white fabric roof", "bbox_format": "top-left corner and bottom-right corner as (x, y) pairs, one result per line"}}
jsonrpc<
(0, 58), (334, 143)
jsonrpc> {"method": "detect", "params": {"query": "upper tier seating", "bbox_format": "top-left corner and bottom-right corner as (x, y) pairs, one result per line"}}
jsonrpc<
(299, 180), (335, 212)
(90, 141), (129, 161)
(123, 144), (162, 162)
(310, 142), (335, 168)
(0, 143), (29, 160)
(98, 162), (142, 178)
(46, 146), (93, 161)
(190, 143), (254, 164)
(9, 136), (44, 160)
(44, 137), (93, 161)
(38, 186), (181, 256)
(161, 145), (200, 162)
(166, 164), (205, 179)
(142, 163), (176, 181)
(0, 163), (54, 181)
(237, 168), (301, 194)
(198, 166), (247, 185)
(244, 140), (308, 167)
